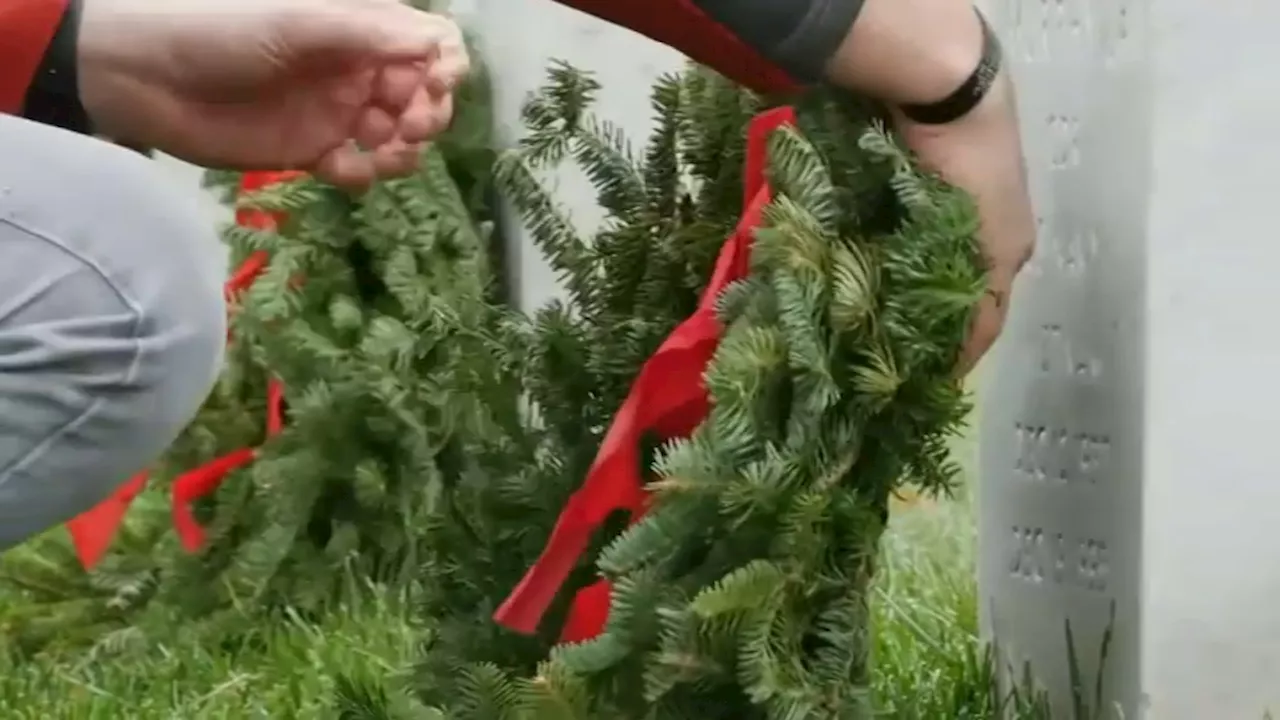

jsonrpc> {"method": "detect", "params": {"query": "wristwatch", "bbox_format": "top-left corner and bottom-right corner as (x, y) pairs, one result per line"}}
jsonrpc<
(23, 0), (94, 135)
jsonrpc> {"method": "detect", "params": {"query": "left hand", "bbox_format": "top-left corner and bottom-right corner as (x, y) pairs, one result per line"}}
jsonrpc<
(78, 0), (469, 189)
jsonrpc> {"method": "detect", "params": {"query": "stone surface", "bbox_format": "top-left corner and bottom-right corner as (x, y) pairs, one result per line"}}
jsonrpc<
(980, 0), (1280, 717)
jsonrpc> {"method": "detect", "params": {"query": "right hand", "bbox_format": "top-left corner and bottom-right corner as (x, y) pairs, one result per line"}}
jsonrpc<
(79, 0), (468, 188)
(820, 0), (1036, 375)
(894, 71), (1036, 376)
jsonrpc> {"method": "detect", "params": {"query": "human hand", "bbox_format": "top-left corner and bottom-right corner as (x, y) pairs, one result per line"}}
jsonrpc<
(895, 72), (1035, 375)
(78, 0), (469, 189)
(819, 1), (1034, 375)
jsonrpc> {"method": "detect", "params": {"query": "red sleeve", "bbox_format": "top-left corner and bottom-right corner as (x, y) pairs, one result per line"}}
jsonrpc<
(551, 0), (797, 95)
(0, 0), (67, 115)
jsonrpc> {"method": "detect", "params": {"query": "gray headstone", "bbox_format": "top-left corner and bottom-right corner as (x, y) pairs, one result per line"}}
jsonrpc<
(980, 0), (1280, 717)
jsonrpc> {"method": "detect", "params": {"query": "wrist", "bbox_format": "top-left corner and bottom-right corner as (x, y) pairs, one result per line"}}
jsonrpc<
(77, 0), (174, 148)
(75, 0), (120, 132)
(76, 0), (155, 144)
(79, 0), (222, 154)
(824, 0), (987, 106)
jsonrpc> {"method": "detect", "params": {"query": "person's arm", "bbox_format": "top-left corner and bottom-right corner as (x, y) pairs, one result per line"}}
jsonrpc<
(1, 0), (94, 134)
(556, 0), (1033, 372)
(828, 1), (1033, 373)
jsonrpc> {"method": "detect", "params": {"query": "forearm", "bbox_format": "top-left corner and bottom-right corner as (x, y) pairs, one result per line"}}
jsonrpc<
(825, 0), (1033, 265)
(824, 0), (1033, 307)
(684, 0), (1032, 245)
(824, 0), (987, 105)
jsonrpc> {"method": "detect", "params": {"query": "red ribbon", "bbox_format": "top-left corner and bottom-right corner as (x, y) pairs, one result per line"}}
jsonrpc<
(66, 170), (301, 569)
(495, 106), (797, 642)
(65, 471), (148, 569)
(170, 447), (258, 551)
(225, 251), (269, 299)
(266, 379), (286, 437)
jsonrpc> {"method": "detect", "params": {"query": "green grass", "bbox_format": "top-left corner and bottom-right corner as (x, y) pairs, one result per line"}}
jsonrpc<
(2, 400), (1022, 717)
(0, 589), (427, 718)
(868, 398), (1015, 718)
(873, 495), (993, 717)
(0, 500), (1011, 719)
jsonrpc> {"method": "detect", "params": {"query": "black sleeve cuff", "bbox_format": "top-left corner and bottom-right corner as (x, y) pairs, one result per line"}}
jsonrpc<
(22, 0), (94, 134)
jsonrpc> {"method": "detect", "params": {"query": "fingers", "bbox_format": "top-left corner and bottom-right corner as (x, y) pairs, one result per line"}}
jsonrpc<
(312, 138), (424, 192)
(330, 64), (449, 190)
(376, 63), (420, 109)
(331, 0), (469, 74)
(374, 63), (456, 141)
(954, 244), (1029, 377)
(395, 84), (454, 143)
(354, 105), (398, 150)
(312, 75), (452, 190)
(304, 2), (466, 188)
(357, 1), (471, 93)
(342, 49), (458, 186)
(425, 32), (470, 95)
(955, 287), (1007, 377)
(313, 143), (378, 191)
(372, 137), (423, 178)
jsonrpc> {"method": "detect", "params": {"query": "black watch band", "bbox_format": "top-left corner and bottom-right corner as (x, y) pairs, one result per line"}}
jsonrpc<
(23, 0), (94, 135)
(898, 10), (1002, 125)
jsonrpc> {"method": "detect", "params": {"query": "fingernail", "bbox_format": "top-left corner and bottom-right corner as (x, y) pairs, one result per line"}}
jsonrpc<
(426, 70), (455, 93)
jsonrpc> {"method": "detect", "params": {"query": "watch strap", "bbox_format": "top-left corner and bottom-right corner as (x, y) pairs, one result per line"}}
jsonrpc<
(898, 10), (1002, 125)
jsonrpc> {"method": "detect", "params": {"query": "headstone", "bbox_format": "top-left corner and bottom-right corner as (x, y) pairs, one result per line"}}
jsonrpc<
(980, 1), (1280, 717)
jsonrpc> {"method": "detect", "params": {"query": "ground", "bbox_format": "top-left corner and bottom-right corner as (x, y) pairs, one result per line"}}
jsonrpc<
(0, 505), (984, 717)
(0, 402), (988, 718)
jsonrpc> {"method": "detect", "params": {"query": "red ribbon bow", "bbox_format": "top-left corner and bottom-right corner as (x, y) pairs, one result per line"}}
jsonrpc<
(494, 7), (803, 638)
(65, 170), (301, 569)
(494, 105), (797, 642)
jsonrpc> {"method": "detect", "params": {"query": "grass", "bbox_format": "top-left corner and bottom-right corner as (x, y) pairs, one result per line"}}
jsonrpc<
(868, 399), (1016, 718)
(0, 589), (427, 718)
(1, 402), (1017, 717)
(873, 495), (993, 716)
(0, 499), (1008, 718)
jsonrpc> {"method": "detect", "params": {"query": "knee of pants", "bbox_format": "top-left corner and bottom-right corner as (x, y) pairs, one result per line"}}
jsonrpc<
(0, 119), (228, 547)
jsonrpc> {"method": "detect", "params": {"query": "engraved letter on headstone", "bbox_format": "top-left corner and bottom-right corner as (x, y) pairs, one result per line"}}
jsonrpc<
(980, 0), (1147, 714)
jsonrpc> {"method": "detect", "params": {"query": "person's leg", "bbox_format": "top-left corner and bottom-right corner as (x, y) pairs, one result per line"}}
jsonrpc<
(0, 115), (227, 549)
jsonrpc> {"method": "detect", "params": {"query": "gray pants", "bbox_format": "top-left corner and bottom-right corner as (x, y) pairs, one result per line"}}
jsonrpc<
(0, 116), (226, 549)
